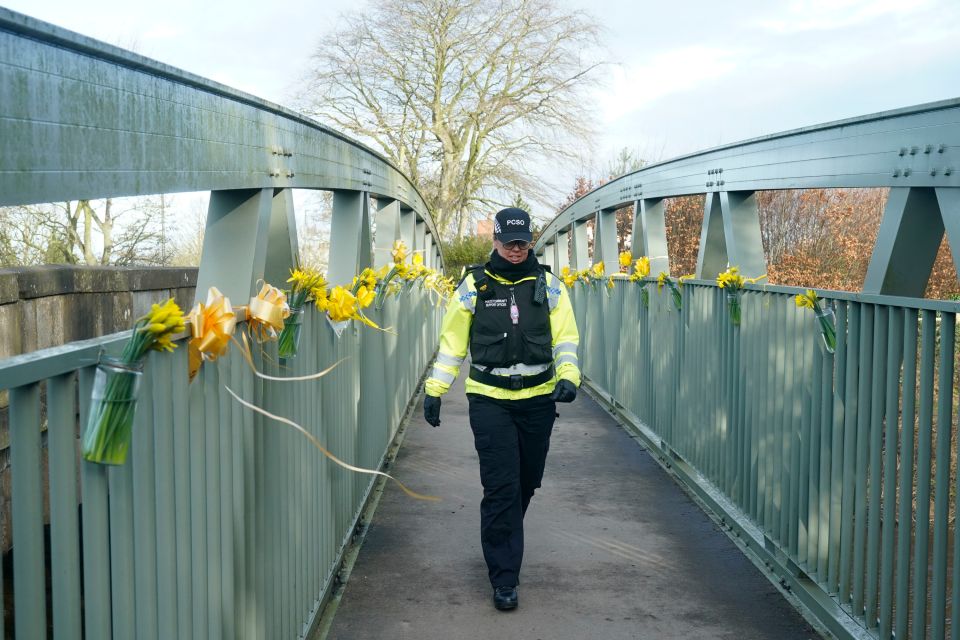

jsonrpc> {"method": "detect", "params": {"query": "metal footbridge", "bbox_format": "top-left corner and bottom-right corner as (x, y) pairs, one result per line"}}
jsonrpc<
(1, 8), (958, 639)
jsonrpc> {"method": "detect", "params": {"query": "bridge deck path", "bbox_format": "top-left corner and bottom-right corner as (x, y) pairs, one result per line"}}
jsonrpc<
(325, 372), (821, 640)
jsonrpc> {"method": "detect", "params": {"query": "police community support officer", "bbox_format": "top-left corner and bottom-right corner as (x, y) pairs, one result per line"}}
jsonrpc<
(422, 207), (580, 612)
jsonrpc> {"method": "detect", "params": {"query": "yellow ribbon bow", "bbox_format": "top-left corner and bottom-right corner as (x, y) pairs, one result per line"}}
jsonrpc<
(245, 282), (290, 342)
(187, 287), (237, 382)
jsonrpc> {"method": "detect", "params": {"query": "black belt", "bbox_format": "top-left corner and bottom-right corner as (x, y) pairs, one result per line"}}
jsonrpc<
(469, 365), (555, 390)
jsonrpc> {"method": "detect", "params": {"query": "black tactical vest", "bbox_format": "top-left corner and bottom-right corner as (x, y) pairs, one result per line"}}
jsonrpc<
(469, 268), (552, 367)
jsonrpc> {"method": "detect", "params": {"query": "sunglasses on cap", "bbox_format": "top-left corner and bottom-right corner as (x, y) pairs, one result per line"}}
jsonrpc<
(502, 240), (531, 250)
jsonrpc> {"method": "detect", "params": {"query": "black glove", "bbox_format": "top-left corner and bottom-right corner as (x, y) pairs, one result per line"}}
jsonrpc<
(423, 395), (442, 427)
(550, 379), (577, 403)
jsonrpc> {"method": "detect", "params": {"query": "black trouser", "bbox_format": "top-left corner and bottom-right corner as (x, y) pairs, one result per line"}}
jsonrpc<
(467, 392), (556, 588)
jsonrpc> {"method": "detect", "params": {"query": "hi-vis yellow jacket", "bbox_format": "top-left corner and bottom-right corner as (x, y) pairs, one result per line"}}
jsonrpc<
(425, 268), (581, 400)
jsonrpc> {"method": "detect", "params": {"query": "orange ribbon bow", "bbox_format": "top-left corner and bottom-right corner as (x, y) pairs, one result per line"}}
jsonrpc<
(187, 287), (237, 382)
(245, 282), (290, 342)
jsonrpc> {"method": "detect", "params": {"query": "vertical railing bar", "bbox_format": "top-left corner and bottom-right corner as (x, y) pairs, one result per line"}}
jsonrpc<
(688, 290), (698, 469)
(305, 308), (317, 630)
(320, 313), (331, 613)
(205, 363), (223, 640)
(692, 290), (702, 469)
(852, 303), (875, 618)
(306, 328), (316, 625)
(313, 308), (323, 611)
(673, 290), (683, 458)
(797, 300), (813, 560)
(912, 309), (937, 640)
(788, 296), (802, 553)
(249, 346), (260, 640)
(48, 373), (82, 640)
(749, 291), (762, 521)
(895, 309), (919, 639)
(839, 302), (861, 604)
(284, 355), (294, 639)
(229, 351), (245, 639)
(9, 383), (48, 638)
(296, 333), (307, 628)
(219, 358), (236, 640)
(285, 346), (295, 640)
(879, 306), (903, 638)
(808, 309), (824, 570)
(761, 294), (783, 544)
(718, 290), (726, 485)
(827, 302), (848, 593)
(108, 436), (137, 636)
(189, 366), (209, 637)
(816, 322), (834, 582)
(753, 292), (767, 527)
(953, 342), (960, 640)
(171, 346), (194, 640)
(745, 290), (756, 519)
(865, 304), (888, 628)
(781, 296), (795, 551)
(310, 307), (322, 612)
(724, 291), (734, 496)
(264, 349), (278, 638)
(132, 354), (160, 640)
(705, 290), (713, 481)
(929, 312), (955, 639)
(737, 296), (749, 511)
(79, 365), (112, 639)
(761, 293), (774, 534)
(718, 291), (727, 494)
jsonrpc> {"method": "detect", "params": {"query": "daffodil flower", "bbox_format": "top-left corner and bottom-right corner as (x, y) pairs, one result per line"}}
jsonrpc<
(83, 297), (185, 464)
(795, 289), (818, 309)
(657, 272), (667, 293)
(391, 239), (408, 264)
(356, 285), (375, 309)
(327, 286), (358, 322)
(795, 289), (836, 353)
(631, 256), (651, 280)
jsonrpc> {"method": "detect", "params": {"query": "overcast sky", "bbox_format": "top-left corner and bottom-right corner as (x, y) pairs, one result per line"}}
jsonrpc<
(4, 0), (960, 212)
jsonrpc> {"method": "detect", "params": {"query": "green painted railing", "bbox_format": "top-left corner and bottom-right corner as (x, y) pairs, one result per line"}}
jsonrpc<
(574, 281), (959, 640)
(0, 293), (439, 639)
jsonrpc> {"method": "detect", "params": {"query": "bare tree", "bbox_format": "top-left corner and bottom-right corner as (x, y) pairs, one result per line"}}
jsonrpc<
(300, 0), (603, 238)
(296, 190), (333, 274)
(168, 198), (208, 267)
(0, 205), (72, 266)
(556, 147), (647, 254)
(0, 197), (169, 267)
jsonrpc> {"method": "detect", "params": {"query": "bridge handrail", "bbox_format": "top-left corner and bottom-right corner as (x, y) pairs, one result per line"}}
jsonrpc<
(666, 279), (960, 313)
(571, 277), (957, 640)
(0, 7), (446, 283)
(0, 8), (447, 638)
(537, 97), (960, 241)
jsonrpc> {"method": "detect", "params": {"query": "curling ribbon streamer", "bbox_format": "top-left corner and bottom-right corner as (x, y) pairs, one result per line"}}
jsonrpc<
(224, 385), (439, 501)
(187, 287), (237, 382)
(233, 333), (348, 382)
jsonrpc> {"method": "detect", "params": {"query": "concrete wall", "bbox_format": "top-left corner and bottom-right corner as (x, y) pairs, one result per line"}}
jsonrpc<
(0, 266), (198, 359)
(0, 266), (197, 551)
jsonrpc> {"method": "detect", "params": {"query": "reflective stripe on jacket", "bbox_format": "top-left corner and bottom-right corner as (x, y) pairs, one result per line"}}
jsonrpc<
(425, 268), (581, 400)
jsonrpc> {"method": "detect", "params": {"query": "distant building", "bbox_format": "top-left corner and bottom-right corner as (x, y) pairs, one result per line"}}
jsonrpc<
(476, 217), (494, 237)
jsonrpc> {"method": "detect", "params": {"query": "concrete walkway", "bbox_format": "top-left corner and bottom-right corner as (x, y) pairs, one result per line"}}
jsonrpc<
(326, 373), (822, 640)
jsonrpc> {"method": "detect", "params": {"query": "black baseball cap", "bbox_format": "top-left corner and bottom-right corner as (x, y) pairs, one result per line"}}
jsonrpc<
(493, 207), (533, 243)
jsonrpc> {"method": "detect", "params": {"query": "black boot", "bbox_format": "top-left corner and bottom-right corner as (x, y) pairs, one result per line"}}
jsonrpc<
(493, 585), (518, 611)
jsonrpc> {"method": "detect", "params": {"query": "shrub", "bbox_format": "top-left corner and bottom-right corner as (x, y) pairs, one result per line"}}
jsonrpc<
(442, 234), (493, 278)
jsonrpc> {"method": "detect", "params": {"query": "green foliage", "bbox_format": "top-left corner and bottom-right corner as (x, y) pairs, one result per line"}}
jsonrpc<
(442, 234), (492, 278)
(605, 146), (647, 179)
(510, 193), (532, 213)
